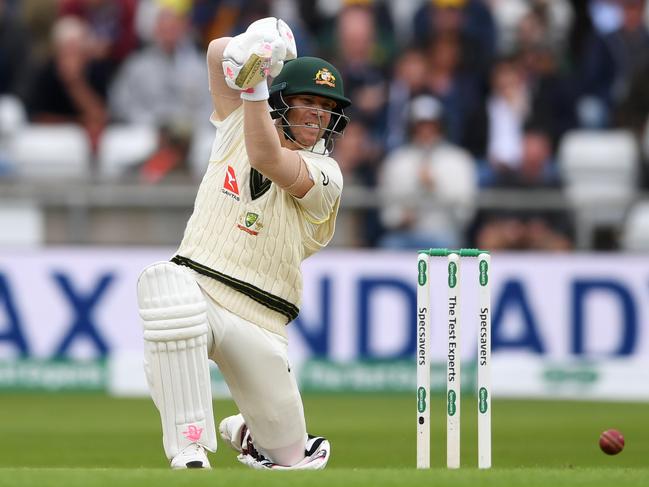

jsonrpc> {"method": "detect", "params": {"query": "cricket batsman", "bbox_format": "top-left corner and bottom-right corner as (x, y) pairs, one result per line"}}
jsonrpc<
(136, 17), (350, 470)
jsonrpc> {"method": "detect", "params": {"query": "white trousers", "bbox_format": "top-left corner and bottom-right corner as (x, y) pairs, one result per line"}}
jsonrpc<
(202, 289), (307, 455)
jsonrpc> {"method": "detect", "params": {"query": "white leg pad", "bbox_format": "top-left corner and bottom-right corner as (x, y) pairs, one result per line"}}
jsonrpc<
(138, 262), (217, 459)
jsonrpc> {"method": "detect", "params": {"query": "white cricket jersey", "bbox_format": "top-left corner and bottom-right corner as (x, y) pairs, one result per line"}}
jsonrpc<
(174, 105), (342, 337)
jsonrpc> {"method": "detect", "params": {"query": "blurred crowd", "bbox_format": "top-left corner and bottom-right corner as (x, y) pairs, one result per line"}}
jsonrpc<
(1, 0), (649, 250)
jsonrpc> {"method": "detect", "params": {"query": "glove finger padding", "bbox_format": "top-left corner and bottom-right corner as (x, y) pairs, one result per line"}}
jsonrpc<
(269, 38), (287, 78)
(247, 17), (297, 63)
(269, 60), (284, 79)
(246, 17), (279, 37)
(277, 19), (297, 60)
(223, 32), (272, 90)
(223, 31), (262, 65)
(222, 17), (297, 90)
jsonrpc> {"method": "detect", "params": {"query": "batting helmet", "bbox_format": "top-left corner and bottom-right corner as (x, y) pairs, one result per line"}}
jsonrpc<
(269, 57), (351, 153)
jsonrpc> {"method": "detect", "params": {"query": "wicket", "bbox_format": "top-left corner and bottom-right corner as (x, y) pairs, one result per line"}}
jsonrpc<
(416, 248), (491, 469)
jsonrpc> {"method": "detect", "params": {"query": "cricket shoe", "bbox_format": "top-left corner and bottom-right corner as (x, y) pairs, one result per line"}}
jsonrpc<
(219, 414), (331, 470)
(237, 435), (331, 471)
(219, 414), (247, 453)
(219, 414), (271, 465)
(170, 443), (211, 469)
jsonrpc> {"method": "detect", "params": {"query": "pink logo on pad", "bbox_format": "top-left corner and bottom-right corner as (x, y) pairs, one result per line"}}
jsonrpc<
(183, 425), (203, 442)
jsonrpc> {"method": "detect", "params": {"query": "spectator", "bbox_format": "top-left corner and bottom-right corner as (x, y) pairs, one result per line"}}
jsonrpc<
(616, 61), (649, 136)
(188, 0), (241, 46)
(480, 56), (530, 180)
(0, 95), (26, 177)
(615, 58), (649, 188)
(579, 0), (649, 127)
(481, 123), (560, 187)
(588, 0), (624, 35)
(24, 15), (109, 151)
(186, 0), (315, 54)
(122, 125), (193, 184)
(268, 0), (316, 57)
(109, 4), (210, 127)
(514, 1), (574, 55)
(332, 119), (383, 246)
(19, 0), (59, 66)
(518, 44), (577, 144)
(424, 32), (483, 147)
(472, 125), (574, 251)
(307, 0), (396, 63)
(488, 0), (573, 56)
(109, 3), (212, 182)
(565, 0), (596, 68)
(59, 0), (138, 74)
(330, 4), (390, 144)
(0, 0), (31, 97)
(378, 95), (478, 249)
(384, 47), (429, 151)
(474, 214), (573, 250)
(413, 0), (496, 81)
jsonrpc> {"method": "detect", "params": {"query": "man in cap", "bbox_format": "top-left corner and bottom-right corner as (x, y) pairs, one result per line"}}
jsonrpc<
(378, 94), (477, 249)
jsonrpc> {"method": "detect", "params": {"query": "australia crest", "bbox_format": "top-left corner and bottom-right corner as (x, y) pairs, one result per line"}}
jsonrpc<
(237, 210), (264, 236)
(314, 68), (336, 88)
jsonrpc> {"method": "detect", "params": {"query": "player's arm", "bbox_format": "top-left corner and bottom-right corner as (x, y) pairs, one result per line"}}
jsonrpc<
(206, 37), (242, 121)
(219, 18), (309, 196)
(242, 99), (314, 198)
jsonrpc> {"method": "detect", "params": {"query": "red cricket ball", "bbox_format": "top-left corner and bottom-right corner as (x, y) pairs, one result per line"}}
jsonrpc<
(599, 429), (625, 455)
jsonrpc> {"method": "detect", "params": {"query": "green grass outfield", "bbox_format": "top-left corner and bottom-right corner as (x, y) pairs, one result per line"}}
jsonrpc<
(0, 393), (647, 486)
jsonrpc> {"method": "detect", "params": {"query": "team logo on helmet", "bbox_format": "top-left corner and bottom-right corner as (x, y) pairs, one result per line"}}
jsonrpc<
(314, 68), (336, 88)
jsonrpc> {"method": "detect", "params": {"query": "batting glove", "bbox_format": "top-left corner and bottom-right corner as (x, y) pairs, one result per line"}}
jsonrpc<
(222, 17), (297, 100)
(246, 17), (297, 76)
